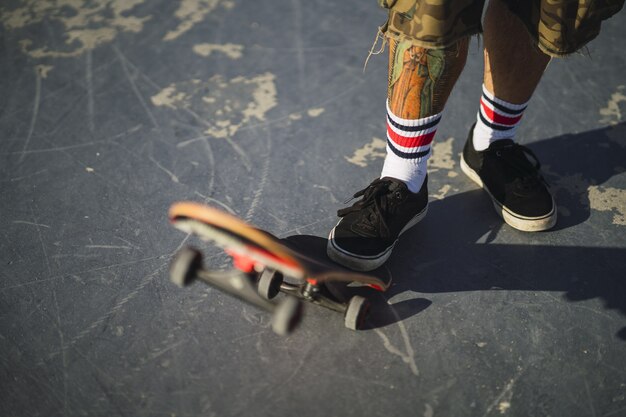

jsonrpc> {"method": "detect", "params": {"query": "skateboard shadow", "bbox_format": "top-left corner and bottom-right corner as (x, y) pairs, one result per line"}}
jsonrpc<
(281, 234), (433, 328)
(283, 123), (626, 338)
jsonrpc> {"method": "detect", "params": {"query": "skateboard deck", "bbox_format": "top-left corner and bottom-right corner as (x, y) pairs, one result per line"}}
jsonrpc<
(168, 202), (389, 334)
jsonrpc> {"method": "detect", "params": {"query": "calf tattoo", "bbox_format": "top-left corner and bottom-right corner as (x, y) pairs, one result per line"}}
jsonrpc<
(388, 38), (468, 119)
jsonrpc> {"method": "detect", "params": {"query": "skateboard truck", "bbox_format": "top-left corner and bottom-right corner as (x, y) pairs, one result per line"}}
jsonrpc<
(170, 246), (370, 333)
(169, 247), (303, 335)
(256, 270), (370, 331)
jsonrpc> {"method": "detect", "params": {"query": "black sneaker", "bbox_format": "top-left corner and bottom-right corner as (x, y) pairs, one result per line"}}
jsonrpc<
(460, 125), (556, 231)
(327, 177), (428, 271)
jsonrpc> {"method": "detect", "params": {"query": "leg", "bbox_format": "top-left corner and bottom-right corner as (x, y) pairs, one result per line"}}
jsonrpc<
(474, 0), (552, 151)
(461, 0), (557, 232)
(387, 38), (469, 118)
(381, 38), (469, 192)
(328, 38), (469, 271)
(483, 0), (550, 104)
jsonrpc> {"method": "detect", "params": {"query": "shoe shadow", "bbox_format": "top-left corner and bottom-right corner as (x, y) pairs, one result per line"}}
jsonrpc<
(282, 123), (626, 338)
(390, 189), (626, 340)
(531, 122), (626, 230)
(391, 122), (626, 338)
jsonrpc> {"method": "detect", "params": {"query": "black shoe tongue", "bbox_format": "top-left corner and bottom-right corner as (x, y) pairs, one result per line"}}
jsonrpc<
(380, 177), (406, 192)
(488, 139), (515, 149)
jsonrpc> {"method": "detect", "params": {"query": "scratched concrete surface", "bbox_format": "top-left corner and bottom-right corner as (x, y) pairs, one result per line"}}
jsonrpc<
(1, 1), (625, 416)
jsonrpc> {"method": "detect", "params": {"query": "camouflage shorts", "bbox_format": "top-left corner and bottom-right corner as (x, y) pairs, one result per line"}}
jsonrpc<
(378, 0), (624, 56)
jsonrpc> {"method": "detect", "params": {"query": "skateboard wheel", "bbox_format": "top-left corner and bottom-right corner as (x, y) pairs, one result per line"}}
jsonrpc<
(271, 297), (302, 335)
(344, 296), (370, 331)
(169, 247), (203, 287)
(257, 269), (283, 300)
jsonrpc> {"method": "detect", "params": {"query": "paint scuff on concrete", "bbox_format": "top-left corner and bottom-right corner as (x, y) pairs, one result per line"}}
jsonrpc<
(588, 186), (626, 226)
(345, 137), (386, 167)
(1, 0), (150, 58)
(151, 73), (278, 138)
(600, 85), (626, 125)
(193, 43), (244, 59)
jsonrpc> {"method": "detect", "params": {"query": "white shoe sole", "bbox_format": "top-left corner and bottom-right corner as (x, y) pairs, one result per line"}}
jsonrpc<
(326, 204), (428, 271)
(460, 156), (557, 232)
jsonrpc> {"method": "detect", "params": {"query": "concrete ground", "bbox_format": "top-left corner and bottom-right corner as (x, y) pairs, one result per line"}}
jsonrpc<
(1, 1), (625, 416)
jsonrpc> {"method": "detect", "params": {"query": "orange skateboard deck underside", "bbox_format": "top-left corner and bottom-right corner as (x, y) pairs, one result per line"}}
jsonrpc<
(168, 202), (389, 291)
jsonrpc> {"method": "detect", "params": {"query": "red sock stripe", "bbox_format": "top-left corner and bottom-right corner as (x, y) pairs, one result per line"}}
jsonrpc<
(480, 99), (523, 126)
(386, 123), (436, 148)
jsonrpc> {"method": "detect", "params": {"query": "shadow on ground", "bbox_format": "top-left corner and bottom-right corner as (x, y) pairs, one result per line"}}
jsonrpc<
(283, 123), (626, 339)
(533, 122), (626, 230)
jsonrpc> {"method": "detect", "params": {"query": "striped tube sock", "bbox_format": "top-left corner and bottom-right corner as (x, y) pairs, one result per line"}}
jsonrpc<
(473, 84), (528, 151)
(380, 101), (442, 193)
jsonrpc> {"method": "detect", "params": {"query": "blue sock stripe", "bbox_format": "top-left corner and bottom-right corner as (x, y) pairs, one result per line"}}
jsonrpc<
(387, 139), (430, 159)
(482, 93), (527, 116)
(387, 113), (441, 133)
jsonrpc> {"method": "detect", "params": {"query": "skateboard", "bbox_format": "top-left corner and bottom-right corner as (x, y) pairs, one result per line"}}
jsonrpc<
(168, 202), (390, 335)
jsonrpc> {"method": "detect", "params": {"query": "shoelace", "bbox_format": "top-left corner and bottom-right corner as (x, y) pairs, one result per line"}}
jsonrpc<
(337, 179), (404, 238)
(490, 143), (544, 192)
